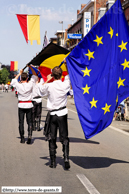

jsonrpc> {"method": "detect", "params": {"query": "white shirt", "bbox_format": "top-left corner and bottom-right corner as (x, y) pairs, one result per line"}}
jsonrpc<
(32, 78), (44, 103)
(5, 84), (8, 89)
(38, 75), (71, 116)
(69, 89), (73, 96)
(11, 75), (37, 108)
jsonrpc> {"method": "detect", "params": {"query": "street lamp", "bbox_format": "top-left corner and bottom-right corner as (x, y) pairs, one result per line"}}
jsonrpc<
(59, 21), (63, 45)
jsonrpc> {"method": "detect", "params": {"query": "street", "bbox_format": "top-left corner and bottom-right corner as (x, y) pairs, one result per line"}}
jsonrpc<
(0, 91), (129, 194)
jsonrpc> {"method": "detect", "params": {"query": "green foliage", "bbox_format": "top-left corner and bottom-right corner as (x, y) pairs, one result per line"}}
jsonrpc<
(0, 68), (10, 84)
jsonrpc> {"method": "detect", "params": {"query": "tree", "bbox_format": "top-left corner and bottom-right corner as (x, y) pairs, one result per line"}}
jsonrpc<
(0, 68), (10, 84)
(1, 64), (18, 80)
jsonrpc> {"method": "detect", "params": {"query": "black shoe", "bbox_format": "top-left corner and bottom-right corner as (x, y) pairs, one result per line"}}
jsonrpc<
(49, 160), (56, 168)
(49, 150), (56, 168)
(20, 137), (25, 143)
(63, 142), (70, 170)
(26, 137), (31, 144)
(64, 161), (70, 170)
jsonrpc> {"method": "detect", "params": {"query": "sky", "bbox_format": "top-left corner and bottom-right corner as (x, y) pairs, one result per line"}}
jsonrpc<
(0, 0), (88, 71)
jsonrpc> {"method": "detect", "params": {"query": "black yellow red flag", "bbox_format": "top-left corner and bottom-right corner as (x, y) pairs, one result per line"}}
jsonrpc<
(28, 42), (69, 71)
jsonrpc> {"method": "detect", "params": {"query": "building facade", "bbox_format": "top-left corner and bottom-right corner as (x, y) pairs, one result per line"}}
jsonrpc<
(66, 0), (115, 50)
(55, 30), (66, 46)
(121, 0), (129, 24)
(49, 37), (57, 44)
(53, 0), (129, 49)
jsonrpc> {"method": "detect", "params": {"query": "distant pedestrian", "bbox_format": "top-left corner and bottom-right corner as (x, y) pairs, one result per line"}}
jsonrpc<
(2, 83), (5, 92)
(11, 65), (38, 144)
(14, 87), (18, 98)
(114, 100), (125, 120)
(5, 84), (8, 92)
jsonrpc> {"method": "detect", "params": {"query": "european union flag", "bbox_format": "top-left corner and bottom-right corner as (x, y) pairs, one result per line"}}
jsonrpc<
(66, 0), (129, 139)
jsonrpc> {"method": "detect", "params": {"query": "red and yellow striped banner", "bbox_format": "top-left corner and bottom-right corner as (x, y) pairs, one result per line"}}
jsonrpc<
(10, 61), (18, 71)
(16, 14), (41, 45)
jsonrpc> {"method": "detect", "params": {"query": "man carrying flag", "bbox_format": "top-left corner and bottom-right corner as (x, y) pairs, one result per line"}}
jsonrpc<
(32, 76), (44, 132)
(66, 0), (129, 139)
(37, 63), (71, 170)
(29, 66), (44, 131)
(11, 65), (38, 144)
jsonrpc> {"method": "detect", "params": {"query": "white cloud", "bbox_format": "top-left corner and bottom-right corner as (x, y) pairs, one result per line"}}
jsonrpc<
(40, 9), (76, 22)
(7, 4), (76, 22)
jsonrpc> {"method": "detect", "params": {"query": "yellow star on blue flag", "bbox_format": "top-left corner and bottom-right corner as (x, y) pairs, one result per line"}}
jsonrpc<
(66, 0), (129, 139)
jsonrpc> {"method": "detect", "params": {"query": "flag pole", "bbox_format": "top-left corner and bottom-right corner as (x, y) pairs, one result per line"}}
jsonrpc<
(23, 65), (27, 71)
(59, 61), (64, 67)
(59, 52), (70, 67)
(23, 63), (30, 71)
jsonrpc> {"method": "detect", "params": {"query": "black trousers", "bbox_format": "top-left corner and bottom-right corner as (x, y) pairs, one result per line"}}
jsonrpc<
(5, 89), (8, 92)
(18, 108), (32, 137)
(49, 114), (69, 151)
(32, 101), (42, 122)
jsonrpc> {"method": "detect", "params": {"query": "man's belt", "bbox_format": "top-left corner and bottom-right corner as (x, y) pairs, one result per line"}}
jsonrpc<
(18, 101), (32, 103)
(33, 96), (41, 99)
(50, 106), (66, 112)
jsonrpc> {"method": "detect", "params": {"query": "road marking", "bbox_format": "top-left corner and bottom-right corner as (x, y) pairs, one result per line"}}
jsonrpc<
(109, 125), (129, 136)
(120, 124), (128, 126)
(76, 174), (100, 194)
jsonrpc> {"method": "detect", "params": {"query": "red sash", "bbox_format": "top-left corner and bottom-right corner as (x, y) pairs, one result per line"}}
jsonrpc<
(19, 101), (32, 103)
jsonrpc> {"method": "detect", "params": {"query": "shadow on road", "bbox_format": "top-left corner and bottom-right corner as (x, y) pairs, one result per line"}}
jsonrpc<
(40, 156), (68, 170)
(47, 137), (99, 144)
(41, 115), (47, 118)
(17, 136), (45, 144)
(17, 134), (99, 146)
(69, 156), (129, 169)
(69, 137), (99, 144)
(39, 156), (128, 170)
(41, 119), (46, 122)
(31, 136), (46, 144)
(39, 153), (129, 169)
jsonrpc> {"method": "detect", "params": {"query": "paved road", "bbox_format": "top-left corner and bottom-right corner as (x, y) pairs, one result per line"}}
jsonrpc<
(0, 91), (129, 194)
